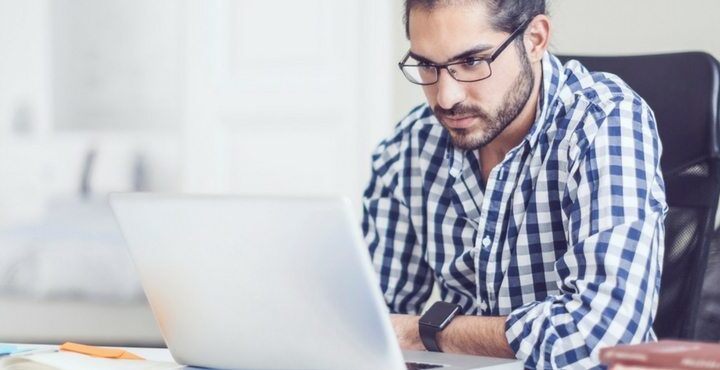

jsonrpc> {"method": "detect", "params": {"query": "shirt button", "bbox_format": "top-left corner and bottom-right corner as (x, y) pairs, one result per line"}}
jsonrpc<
(480, 300), (488, 311)
(482, 235), (491, 247)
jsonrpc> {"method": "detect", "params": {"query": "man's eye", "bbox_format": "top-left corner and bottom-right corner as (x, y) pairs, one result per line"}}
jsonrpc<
(418, 62), (435, 71)
(464, 58), (484, 67)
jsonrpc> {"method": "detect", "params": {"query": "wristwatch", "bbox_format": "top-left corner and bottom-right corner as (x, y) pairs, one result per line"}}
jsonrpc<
(418, 301), (462, 352)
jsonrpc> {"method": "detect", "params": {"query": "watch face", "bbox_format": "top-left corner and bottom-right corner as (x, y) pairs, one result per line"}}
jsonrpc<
(419, 302), (460, 328)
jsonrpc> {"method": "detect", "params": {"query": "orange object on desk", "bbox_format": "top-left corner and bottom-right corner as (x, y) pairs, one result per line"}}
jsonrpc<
(60, 342), (144, 360)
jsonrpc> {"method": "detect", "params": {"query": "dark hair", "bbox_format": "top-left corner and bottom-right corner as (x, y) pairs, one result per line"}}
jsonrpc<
(403, 0), (546, 38)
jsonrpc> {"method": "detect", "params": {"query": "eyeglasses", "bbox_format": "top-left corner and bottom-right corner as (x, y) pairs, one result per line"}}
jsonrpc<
(398, 19), (531, 85)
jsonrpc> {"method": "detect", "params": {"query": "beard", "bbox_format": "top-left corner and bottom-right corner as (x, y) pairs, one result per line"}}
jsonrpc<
(433, 47), (535, 151)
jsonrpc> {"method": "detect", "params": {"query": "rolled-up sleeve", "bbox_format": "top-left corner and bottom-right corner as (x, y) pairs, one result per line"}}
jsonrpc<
(505, 97), (667, 368)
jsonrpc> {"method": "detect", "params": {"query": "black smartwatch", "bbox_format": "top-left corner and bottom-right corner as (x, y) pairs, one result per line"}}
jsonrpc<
(418, 301), (462, 352)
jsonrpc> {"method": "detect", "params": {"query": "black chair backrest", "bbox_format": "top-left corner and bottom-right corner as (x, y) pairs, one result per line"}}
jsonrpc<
(558, 52), (720, 339)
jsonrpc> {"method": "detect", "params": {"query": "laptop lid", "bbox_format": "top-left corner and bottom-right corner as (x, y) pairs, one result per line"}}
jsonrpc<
(109, 193), (406, 370)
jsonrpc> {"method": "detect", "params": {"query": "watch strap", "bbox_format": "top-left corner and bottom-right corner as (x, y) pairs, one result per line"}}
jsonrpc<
(419, 322), (442, 352)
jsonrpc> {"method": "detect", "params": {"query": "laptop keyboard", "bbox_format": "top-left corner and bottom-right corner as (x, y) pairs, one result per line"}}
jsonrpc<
(405, 361), (445, 369)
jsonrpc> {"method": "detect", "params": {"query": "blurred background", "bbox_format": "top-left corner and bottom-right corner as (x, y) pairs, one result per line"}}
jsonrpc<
(0, 0), (718, 346)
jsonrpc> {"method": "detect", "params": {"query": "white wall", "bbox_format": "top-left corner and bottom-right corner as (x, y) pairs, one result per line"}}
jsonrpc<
(0, 0), (396, 208)
(0, 0), (395, 345)
(392, 0), (720, 122)
(550, 0), (720, 58)
(52, 0), (183, 131)
(0, 0), (52, 225)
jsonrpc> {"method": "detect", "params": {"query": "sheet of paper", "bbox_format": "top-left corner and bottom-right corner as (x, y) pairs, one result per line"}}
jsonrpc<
(0, 351), (182, 370)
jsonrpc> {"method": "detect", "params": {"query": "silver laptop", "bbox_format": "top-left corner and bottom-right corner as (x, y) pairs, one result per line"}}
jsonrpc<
(109, 193), (522, 370)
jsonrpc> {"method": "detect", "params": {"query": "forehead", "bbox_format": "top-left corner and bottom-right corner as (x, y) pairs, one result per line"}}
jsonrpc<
(408, 2), (498, 62)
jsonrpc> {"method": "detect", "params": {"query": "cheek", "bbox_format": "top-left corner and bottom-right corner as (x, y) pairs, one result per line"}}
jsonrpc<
(467, 66), (519, 107)
(465, 82), (501, 109)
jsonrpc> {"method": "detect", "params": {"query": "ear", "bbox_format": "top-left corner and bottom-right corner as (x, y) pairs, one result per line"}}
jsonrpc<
(523, 15), (551, 63)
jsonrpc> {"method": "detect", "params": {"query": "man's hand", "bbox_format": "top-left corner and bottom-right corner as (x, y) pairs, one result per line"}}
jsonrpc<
(389, 314), (426, 351)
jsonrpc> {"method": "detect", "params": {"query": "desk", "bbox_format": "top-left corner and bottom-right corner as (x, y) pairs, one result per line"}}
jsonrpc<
(6, 343), (523, 369)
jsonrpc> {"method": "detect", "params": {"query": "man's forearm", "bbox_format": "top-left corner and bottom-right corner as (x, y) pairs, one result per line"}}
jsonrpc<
(390, 314), (516, 358)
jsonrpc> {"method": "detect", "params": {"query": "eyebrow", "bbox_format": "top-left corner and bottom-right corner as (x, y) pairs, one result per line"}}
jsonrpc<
(408, 44), (494, 65)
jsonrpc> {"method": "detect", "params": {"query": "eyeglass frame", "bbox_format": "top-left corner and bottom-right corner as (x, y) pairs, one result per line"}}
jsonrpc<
(398, 18), (532, 86)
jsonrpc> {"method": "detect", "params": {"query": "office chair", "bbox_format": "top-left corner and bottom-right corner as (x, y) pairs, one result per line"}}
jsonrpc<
(558, 52), (720, 339)
(697, 229), (720, 341)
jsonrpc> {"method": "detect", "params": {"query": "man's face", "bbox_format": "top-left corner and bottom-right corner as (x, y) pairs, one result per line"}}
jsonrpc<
(408, 3), (535, 150)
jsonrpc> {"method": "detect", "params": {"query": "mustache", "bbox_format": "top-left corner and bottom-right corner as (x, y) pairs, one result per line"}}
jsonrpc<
(432, 104), (491, 121)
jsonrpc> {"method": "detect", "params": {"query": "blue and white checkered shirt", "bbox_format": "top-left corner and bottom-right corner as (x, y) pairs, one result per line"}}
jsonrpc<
(362, 52), (667, 369)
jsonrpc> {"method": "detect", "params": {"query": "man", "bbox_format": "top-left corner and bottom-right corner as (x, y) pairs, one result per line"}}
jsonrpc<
(361, 0), (667, 368)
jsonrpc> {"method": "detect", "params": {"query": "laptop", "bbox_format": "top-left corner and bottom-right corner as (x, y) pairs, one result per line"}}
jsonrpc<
(109, 193), (522, 370)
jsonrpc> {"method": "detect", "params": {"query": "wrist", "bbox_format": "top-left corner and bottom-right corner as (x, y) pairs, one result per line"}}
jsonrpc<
(390, 314), (425, 351)
(404, 316), (425, 351)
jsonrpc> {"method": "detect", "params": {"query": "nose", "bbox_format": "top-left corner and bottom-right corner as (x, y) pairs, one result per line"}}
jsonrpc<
(435, 68), (467, 110)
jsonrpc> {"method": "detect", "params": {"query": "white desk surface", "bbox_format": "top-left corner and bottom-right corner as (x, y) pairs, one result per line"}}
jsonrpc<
(3, 343), (177, 363)
(5, 343), (524, 370)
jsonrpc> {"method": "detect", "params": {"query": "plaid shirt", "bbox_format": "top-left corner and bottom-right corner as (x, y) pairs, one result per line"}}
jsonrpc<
(362, 52), (667, 369)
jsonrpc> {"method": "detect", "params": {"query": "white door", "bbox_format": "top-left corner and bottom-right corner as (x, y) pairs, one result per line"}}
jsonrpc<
(180, 0), (394, 206)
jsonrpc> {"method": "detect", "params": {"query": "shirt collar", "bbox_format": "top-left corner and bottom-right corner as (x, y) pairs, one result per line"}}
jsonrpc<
(522, 52), (565, 149)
